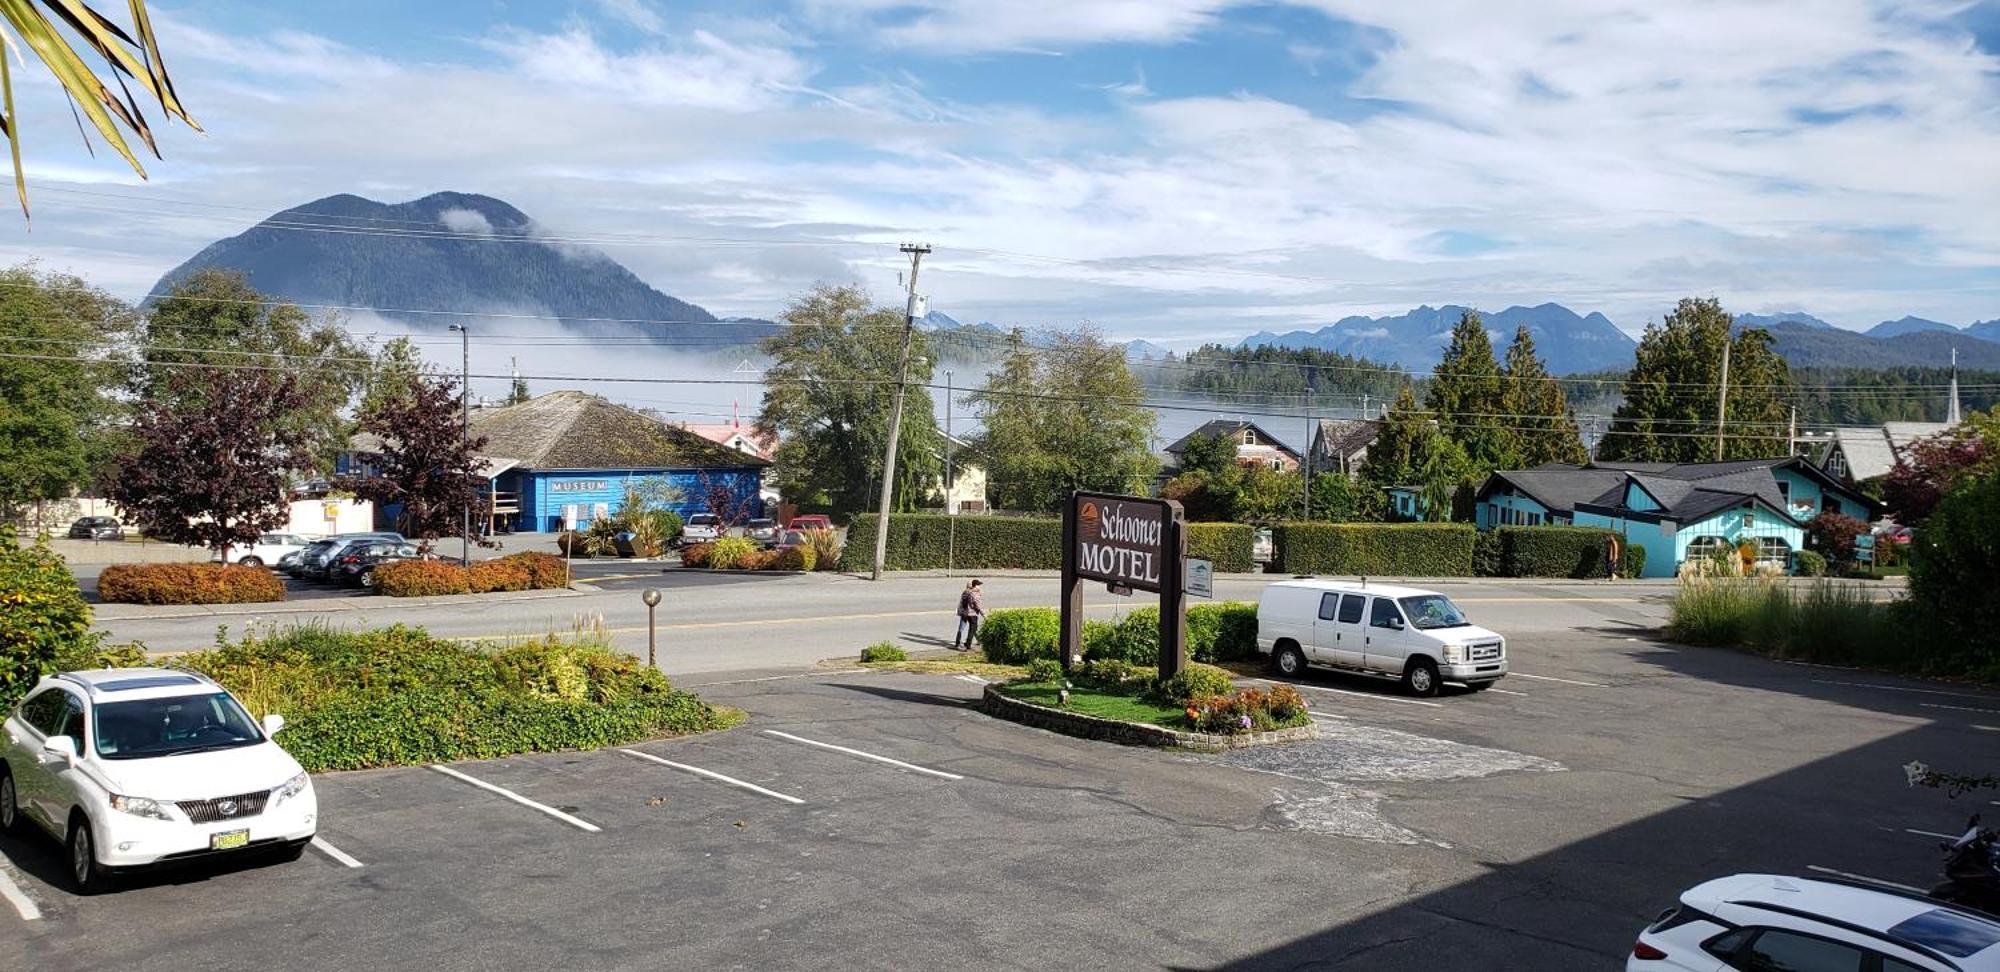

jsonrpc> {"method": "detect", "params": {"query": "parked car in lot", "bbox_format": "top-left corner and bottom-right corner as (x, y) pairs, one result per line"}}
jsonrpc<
(1256, 580), (1507, 696)
(771, 529), (811, 552)
(744, 517), (782, 547)
(0, 668), (316, 893)
(285, 539), (339, 577)
(218, 533), (313, 568)
(295, 532), (405, 581)
(1629, 873), (2000, 970)
(66, 516), (123, 541)
(788, 514), (834, 532)
(330, 541), (423, 588)
(677, 514), (723, 547)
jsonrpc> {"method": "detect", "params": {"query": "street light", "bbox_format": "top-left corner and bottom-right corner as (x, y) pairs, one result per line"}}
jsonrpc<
(447, 324), (470, 567)
(641, 588), (662, 668)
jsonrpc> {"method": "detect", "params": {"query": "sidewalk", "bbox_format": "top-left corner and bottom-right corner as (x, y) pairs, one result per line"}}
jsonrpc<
(91, 586), (586, 621)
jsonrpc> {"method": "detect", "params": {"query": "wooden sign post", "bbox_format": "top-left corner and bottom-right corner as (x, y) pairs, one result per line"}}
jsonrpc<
(1060, 491), (1189, 680)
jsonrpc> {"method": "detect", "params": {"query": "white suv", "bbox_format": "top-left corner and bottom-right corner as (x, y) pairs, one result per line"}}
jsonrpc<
(1630, 874), (2000, 970)
(1256, 580), (1508, 696)
(0, 668), (316, 892)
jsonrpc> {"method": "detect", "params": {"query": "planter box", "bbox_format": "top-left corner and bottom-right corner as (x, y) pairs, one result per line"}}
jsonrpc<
(978, 684), (1318, 752)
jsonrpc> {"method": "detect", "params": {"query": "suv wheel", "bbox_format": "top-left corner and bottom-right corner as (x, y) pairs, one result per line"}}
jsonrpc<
(1402, 659), (1441, 698)
(0, 769), (19, 834)
(1273, 642), (1306, 678)
(239, 556), (262, 568)
(360, 569), (375, 588)
(68, 816), (106, 894)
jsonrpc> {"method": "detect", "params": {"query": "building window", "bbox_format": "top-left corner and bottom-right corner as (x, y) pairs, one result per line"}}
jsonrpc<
(1756, 536), (1790, 569)
(1742, 512), (1754, 528)
(1777, 482), (1789, 505)
(1824, 497), (1841, 517)
(1686, 535), (1729, 561)
(1242, 429), (1255, 444)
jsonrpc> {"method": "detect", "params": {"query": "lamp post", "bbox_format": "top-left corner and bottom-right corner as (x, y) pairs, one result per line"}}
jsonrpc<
(642, 588), (662, 668)
(447, 324), (471, 566)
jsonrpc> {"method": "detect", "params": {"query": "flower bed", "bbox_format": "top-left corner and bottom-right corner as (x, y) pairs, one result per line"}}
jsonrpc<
(985, 660), (1314, 749)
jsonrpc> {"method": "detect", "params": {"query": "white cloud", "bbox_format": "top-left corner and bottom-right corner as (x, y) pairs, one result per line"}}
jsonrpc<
(810, 0), (1239, 52)
(591, 0), (667, 36)
(479, 26), (813, 112)
(437, 208), (493, 236)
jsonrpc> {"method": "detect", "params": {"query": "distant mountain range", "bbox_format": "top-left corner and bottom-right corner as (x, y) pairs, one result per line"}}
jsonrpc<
(1239, 303), (1637, 374)
(151, 191), (780, 345)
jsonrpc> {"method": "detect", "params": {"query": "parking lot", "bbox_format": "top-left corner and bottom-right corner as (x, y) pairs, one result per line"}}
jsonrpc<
(4, 624), (1995, 970)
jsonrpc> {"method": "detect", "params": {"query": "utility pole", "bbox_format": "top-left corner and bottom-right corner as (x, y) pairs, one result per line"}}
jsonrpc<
(945, 369), (956, 578)
(1302, 392), (1313, 520)
(1948, 347), (1962, 425)
(1787, 406), (1798, 457)
(449, 323), (471, 566)
(871, 243), (930, 582)
(1714, 338), (1730, 463)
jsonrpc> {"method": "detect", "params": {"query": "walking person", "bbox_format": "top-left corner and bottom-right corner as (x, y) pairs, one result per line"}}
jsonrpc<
(1606, 532), (1623, 581)
(953, 579), (985, 651)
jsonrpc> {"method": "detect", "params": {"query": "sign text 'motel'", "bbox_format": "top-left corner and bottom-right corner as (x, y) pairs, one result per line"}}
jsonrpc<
(1061, 491), (1189, 679)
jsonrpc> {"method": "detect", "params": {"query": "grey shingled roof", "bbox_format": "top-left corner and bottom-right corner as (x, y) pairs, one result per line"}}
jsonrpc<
(1313, 419), (1381, 458)
(467, 391), (766, 471)
(1505, 456), (1872, 523)
(1163, 419), (1300, 459)
(1483, 465), (1629, 515)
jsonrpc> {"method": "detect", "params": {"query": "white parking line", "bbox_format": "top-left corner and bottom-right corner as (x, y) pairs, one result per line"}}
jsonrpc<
(1975, 725), (2000, 733)
(1510, 672), (1606, 688)
(1907, 829), (1960, 841)
(1921, 702), (2000, 715)
(0, 862), (40, 921)
(429, 765), (602, 832)
(619, 749), (806, 805)
(1306, 709), (1350, 720)
(1288, 683), (1443, 708)
(1806, 865), (1927, 893)
(1487, 687), (1530, 697)
(1813, 679), (2000, 701)
(953, 674), (989, 684)
(762, 730), (964, 780)
(310, 836), (364, 868)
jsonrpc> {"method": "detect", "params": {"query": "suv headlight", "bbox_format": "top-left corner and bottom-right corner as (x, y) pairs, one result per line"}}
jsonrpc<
(1441, 644), (1463, 664)
(109, 793), (174, 821)
(273, 771), (311, 806)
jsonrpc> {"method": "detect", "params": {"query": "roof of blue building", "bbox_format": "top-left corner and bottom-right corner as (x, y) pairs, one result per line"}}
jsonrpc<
(469, 391), (769, 472)
(1482, 456), (1876, 523)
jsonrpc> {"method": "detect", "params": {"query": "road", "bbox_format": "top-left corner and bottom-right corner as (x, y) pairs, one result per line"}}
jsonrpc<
(92, 573), (1676, 675)
(6, 622), (1995, 970)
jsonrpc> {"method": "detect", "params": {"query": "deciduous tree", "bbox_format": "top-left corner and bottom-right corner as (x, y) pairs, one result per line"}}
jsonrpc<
(1178, 431), (1238, 477)
(339, 373), (489, 544)
(0, 265), (135, 518)
(971, 327), (1157, 512)
(1883, 410), (1999, 526)
(105, 368), (315, 552)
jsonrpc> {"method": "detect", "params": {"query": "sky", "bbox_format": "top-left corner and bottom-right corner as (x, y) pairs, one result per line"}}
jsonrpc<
(0, 0), (1996, 345)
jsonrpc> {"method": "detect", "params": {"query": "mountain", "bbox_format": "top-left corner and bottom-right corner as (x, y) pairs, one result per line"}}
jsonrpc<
(151, 191), (779, 345)
(1968, 319), (2000, 343)
(1121, 339), (1172, 360)
(1867, 315), (1958, 339)
(1736, 311), (1836, 330)
(1239, 302), (1635, 374)
(1756, 321), (2000, 369)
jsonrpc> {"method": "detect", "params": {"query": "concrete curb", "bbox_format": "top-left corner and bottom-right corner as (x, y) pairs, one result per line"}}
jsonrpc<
(92, 586), (586, 621)
(977, 683), (1319, 752)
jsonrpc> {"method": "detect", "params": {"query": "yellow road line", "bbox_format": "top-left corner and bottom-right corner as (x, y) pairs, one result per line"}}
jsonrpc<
(444, 603), (1133, 643)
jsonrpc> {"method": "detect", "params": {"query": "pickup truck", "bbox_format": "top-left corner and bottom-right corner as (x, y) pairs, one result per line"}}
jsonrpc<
(676, 514), (723, 548)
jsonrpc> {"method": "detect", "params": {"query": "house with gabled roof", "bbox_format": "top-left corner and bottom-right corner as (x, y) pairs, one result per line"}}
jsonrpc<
(1163, 419), (1302, 473)
(1473, 457), (1877, 577)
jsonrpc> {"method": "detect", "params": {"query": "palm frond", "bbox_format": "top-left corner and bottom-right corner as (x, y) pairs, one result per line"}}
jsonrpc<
(0, 0), (198, 220)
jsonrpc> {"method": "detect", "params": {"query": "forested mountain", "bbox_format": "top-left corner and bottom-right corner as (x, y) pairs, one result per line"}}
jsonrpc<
(150, 191), (779, 345)
(1239, 303), (1635, 374)
(1751, 321), (2000, 369)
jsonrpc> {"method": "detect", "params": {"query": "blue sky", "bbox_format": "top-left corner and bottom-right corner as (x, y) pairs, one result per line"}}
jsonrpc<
(0, 0), (1995, 343)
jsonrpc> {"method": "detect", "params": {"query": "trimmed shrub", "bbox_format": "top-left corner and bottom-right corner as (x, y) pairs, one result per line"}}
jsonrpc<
(511, 552), (569, 589)
(1077, 657), (1145, 689)
(1149, 662), (1236, 705)
(859, 642), (908, 663)
(1189, 601), (1259, 662)
(98, 562), (285, 605)
(1081, 619), (1119, 658)
(375, 560), (472, 597)
(773, 545), (816, 572)
(706, 536), (759, 570)
(467, 558), (532, 593)
(735, 548), (779, 571)
(1626, 544), (1649, 578)
(1023, 657), (1063, 682)
(1, 533), (101, 707)
(977, 607), (1062, 663)
(680, 542), (715, 568)
(848, 513), (1062, 570)
(1085, 606), (1161, 665)
(1795, 549), (1828, 577)
(1186, 523), (1256, 573)
(1271, 522), (1476, 576)
(1498, 526), (1623, 578)
(1473, 531), (1503, 577)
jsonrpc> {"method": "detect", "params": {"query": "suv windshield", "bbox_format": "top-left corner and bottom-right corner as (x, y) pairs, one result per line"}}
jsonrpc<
(93, 692), (264, 760)
(1397, 594), (1470, 630)
(689, 515), (719, 526)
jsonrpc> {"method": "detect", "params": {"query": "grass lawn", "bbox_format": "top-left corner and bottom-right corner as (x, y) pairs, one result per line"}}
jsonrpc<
(998, 680), (1189, 728)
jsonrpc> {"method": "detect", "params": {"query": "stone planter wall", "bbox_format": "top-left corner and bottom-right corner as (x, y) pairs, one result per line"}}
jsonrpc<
(978, 684), (1318, 752)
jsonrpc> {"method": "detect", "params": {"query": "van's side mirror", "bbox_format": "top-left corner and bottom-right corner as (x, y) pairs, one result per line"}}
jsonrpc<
(39, 735), (77, 766)
(1389, 617), (1406, 631)
(262, 713), (287, 736)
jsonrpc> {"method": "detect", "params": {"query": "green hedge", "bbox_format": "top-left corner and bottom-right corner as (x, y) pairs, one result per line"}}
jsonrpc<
(1186, 523), (1256, 573)
(981, 602), (1257, 666)
(848, 513), (1062, 570)
(1497, 526), (1624, 578)
(1271, 522), (1476, 576)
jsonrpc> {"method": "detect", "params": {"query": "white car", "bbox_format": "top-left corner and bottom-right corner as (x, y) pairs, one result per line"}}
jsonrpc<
(1631, 874), (2000, 970)
(219, 533), (313, 568)
(679, 513), (723, 545)
(0, 668), (316, 893)
(1255, 580), (1507, 696)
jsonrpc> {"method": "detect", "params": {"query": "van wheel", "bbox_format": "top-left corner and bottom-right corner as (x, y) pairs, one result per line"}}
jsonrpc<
(0, 769), (20, 835)
(1402, 660), (1441, 698)
(1273, 643), (1306, 678)
(68, 815), (107, 894)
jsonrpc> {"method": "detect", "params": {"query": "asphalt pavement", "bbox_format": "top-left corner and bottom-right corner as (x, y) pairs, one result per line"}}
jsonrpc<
(5, 628), (1995, 970)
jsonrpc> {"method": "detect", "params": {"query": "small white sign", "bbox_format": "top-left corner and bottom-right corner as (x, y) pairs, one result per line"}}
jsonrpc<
(1186, 558), (1213, 599)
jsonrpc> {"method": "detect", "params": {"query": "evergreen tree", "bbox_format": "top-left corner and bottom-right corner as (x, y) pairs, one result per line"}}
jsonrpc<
(1361, 387), (1471, 521)
(1426, 309), (1517, 470)
(1501, 326), (1589, 466)
(1598, 298), (1791, 463)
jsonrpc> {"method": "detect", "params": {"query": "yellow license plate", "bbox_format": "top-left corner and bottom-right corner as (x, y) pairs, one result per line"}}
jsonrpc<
(209, 829), (250, 851)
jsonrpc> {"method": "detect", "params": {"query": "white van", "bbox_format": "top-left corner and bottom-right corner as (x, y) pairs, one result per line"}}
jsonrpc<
(1256, 580), (1507, 697)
